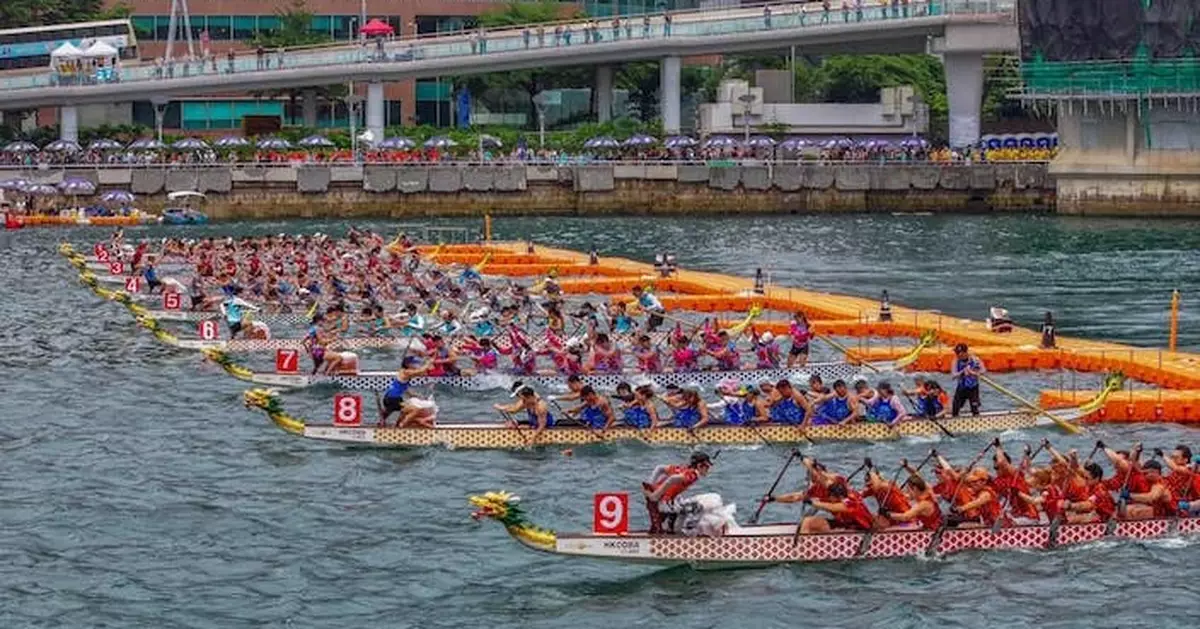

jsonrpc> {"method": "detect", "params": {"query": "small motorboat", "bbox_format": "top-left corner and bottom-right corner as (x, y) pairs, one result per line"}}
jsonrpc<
(162, 191), (209, 224)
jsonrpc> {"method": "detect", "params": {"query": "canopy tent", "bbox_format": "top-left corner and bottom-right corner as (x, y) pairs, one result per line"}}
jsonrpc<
(360, 19), (395, 37)
(50, 42), (83, 60)
(83, 41), (119, 58)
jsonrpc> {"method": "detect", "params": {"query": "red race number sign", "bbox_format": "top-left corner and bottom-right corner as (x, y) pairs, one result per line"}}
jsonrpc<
(593, 492), (629, 535)
(95, 244), (110, 262)
(124, 276), (141, 293)
(333, 393), (363, 426)
(108, 261), (124, 275)
(197, 319), (218, 340)
(163, 292), (182, 310)
(275, 349), (299, 374)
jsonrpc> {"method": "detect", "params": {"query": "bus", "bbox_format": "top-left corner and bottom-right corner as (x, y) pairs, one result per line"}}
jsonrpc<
(0, 19), (139, 71)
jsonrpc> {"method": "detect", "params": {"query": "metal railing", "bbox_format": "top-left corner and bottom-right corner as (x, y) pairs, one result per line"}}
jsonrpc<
(0, 0), (1014, 93)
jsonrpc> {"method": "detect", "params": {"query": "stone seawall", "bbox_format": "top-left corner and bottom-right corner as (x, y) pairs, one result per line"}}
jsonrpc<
(1, 163), (1055, 219)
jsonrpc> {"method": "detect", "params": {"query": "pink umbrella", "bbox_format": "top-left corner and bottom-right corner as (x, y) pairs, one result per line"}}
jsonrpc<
(360, 19), (394, 37)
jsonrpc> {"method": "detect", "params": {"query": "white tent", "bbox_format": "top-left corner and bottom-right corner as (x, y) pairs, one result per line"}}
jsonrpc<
(50, 42), (83, 59)
(83, 40), (118, 58)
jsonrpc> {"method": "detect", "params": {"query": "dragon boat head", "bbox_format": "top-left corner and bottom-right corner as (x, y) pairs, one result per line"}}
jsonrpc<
(243, 388), (281, 411)
(469, 491), (521, 524)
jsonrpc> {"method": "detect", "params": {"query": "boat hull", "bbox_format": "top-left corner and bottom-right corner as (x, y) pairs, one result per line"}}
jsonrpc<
(250, 363), (864, 392)
(291, 410), (1049, 448)
(544, 518), (1195, 566)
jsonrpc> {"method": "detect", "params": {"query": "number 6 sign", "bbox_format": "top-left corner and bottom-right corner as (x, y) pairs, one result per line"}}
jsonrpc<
(593, 492), (629, 535)
(333, 393), (363, 426)
(197, 319), (218, 340)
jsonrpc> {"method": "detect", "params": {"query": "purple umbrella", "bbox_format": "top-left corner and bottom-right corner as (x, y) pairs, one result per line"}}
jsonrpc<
(664, 135), (697, 148)
(100, 189), (135, 204)
(172, 137), (210, 151)
(778, 137), (809, 151)
(214, 135), (250, 148)
(88, 138), (124, 151)
(899, 136), (928, 149)
(298, 134), (335, 148)
(0, 177), (32, 190)
(584, 136), (620, 149)
(378, 136), (416, 149)
(58, 177), (96, 195)
(744, 135), (777, 148)
(128, 138), (165, 150)
(423, 136), (458, 149)
(702, 135), (739, 149)
(44, 139), (81, 153)
(256, 137), (292, 150)
(22, 183), (59, 196)
(3, 141), (39, 153)
(623, 134), (658, 147)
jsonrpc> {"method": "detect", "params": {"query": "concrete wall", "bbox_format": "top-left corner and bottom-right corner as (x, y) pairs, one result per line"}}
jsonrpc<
(0, 163), (1057, 219)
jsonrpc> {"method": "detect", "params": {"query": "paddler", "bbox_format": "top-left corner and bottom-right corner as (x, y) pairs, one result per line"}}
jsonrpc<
(947, 466), (1001, 528)
(621, 384), (659, 429)
(243, 313), (271, 340)
(565, 385), (616, 430)
(864, 381), (908, 425)
(949, 343), (985, 417)
(631, 286), (666, 332)
(632, 334), (662, 373)
(585, 333), (623, 374)
(493, 385), (554, 440)
(658, 386), (709, 429)
(642, 451), (714, 534)
(380, 356), (433, 427)
(220, 288), (259, 339)
(1126, 460), (1178, 520)
(884, 464), (944, 530)
(1064, 462), (1117, 524)
(722, 386), (769, 425)
(786, 311), (813, 368)
(705, 330), (741, 371)
(780, 474), (874, 533)
(1161, 445), (1199, 504)
(142, 259), (162, 293)
(862, 466), (913, 529)
(809, 379), (860, 425)
(766, 379), (809, 425)
(991, 443), (1041, 525)
(752, 331), (781, 369)
(669, 335), (699, 372)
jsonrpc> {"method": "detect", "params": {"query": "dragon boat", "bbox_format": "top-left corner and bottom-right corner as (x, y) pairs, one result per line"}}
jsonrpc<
(241, 389), (1085, 449)
(240, 362), (864, 392)
(467, 491), (1200, 569)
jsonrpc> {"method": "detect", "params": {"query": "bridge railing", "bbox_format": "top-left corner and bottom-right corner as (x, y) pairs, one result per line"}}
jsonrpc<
(0, 0), (1014, 93)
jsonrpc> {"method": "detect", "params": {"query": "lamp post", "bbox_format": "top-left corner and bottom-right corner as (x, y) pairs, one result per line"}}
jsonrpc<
(738, 92), (756, 143)
(346, 88), (363, 158)
(532, 91), (548, 149)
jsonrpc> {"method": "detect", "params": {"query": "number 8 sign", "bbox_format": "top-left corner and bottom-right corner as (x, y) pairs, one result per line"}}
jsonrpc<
(593, 492), (629, 535)
(333, 393), (363, 426)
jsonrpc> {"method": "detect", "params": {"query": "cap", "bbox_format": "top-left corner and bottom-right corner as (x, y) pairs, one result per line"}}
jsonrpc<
(954, 343), (968, 353)
(401, 356), (422, 368)
(761, 331), (774, 343)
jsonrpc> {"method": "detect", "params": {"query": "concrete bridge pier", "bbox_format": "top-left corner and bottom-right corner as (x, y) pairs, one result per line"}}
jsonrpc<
(660, 56), (681, 134)
(944, 52), (984, 148)
(366, 81), (384, 142)
(595, 65), (613, 123)
(302, 89), (319, 128)
(60, 105), (78, 143)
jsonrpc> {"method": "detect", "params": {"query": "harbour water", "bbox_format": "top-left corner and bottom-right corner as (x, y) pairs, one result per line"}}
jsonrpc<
(1, 214), (1198, 628)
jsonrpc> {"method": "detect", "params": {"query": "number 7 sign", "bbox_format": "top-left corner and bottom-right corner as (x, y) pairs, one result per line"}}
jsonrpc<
(593, 493), (629, 535)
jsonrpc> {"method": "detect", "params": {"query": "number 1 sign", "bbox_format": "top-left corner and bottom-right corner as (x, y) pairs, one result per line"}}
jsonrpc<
(593, 493), (629, 535)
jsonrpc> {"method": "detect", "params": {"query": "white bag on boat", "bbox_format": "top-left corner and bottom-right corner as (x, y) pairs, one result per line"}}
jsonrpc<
(679, 493), (738, 538)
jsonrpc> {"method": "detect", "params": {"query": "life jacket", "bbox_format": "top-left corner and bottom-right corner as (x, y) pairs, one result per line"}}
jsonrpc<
(655, 467), (700, 502)
(916, 496), (943, 530)
(672, 407), (700, 428)
(954, 357), (981, 388)
(1089, 483), (1117, 521)
(715, 342), (740, 371)
(867, 396), (901, 424)
(580, 404), (608, 429)
(994, 469), (1039, 521)
(473, 349), (498, 370)
(526, 405), (554, 427)
(623, 406), (652, 428)
(866, 482), (911, 516)
(755, 342), (780, 369)
(788, 321), (811, 346)
(672, 347), (698, 371)
(769, 397), (805, 425)
(832, 496), (874, 530)
(814, 395), (852, 425)
(384, 377), (409, 400)
(724, 400), (757, 425)
(636, 349), (661, 372)
(957, 484), (1001, 525)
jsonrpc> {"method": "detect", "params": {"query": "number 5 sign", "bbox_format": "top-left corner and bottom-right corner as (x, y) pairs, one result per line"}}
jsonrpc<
(333, 393), (363, 426)
(593, 492), (629, 535)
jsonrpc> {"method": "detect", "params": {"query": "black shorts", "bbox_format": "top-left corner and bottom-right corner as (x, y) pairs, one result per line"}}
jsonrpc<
(228, 321), (243, 335)
(789, 343), (809, 356)
(647, 313), (664, 330)
(382, 396), (404, 414)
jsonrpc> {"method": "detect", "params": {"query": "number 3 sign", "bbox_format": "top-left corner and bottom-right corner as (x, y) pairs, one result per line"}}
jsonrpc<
(333, 393), (363, 426)
(593, 493), (629, 535)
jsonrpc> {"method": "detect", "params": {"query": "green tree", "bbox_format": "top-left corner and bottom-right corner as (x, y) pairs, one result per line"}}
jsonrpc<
(616, 62), (658, 122)
(252, 0), (332, 49)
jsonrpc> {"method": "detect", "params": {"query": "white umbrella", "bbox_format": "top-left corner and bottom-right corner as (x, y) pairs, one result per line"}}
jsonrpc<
(83, 41), (118, 58)
(50, 42), (83, 59)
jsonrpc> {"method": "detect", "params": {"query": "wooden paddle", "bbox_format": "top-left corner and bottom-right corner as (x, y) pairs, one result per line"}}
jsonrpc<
(749, 449), (801, 524)
(978, 373), (1082, 435)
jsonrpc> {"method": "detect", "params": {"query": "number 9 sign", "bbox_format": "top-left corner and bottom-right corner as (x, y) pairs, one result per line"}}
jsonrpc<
(333, 393), (363, 426)
(593, 492), (629, 535)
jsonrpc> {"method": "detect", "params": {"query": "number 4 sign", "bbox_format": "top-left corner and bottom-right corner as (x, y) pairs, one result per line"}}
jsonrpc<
(593, 493), (629, 535)
(333, 393), (363, 426)
(124, 276), (141, 293)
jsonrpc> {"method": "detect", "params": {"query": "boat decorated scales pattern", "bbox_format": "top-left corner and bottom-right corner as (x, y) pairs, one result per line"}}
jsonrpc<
(243, 388), (1072, 449)
(468, 492), (1200, 567)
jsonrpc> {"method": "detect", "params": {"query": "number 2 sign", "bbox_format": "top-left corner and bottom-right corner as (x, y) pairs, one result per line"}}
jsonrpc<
(275, 349), (299, 374)
(593, 492), (629, 535)
(333, 393), (363, 426)
(95, 244), (110, 262)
